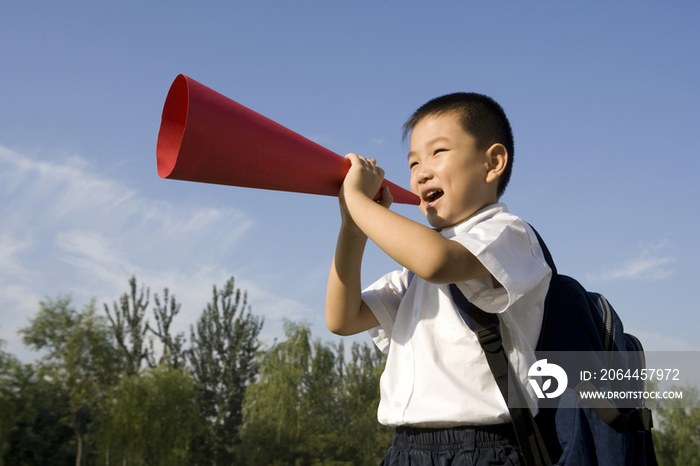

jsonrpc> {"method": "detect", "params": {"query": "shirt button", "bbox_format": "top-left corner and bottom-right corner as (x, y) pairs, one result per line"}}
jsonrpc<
(405, 354), (411, 362)
(394, 402), (401, 409)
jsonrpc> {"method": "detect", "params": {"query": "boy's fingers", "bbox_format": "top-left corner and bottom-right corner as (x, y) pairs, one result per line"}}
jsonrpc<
(344, 153), (386, 202)
(378, 186), (393, 208)
(345, 153), (384, 175)
(345, 152), (359, 164)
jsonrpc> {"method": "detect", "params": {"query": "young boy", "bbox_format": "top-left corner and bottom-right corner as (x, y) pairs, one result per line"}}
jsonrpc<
(325, 93), (552, 465)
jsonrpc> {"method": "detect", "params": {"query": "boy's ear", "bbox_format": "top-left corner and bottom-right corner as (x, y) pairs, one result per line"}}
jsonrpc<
(484, 143), (508, 184)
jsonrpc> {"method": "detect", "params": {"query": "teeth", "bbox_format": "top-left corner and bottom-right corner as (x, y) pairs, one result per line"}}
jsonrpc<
(424, 190), (443, 202)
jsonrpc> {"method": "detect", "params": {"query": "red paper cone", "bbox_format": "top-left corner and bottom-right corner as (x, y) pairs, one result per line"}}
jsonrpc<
(156, 74), (419, 205)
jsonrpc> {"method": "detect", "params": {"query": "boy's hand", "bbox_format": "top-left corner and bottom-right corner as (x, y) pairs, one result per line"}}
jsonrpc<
(339, 153), (393, 234)
(342, 153), (386, 202)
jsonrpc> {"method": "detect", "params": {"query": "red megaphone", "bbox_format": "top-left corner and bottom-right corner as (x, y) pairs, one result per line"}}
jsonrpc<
(156, 75), (419, 205)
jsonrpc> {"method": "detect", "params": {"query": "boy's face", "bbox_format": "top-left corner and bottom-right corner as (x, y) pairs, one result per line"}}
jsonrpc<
(408, 113), (495, 229)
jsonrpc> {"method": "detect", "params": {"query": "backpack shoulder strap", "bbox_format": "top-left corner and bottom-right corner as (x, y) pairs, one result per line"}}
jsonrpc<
(527, 224), (557, 276)
(449, 284), (551, 466)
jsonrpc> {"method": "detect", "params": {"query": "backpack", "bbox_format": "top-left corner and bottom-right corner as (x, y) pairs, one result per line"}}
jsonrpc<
(448, 225), (658, 466)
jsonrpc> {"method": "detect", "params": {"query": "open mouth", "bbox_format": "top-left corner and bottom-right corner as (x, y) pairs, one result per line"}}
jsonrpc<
(423, 189), (444, 206)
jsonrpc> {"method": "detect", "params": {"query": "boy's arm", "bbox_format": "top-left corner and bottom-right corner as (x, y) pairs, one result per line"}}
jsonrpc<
(325, 226), (380, 335)
(324, 184), (389, 336)
(341, 153), (490, 285)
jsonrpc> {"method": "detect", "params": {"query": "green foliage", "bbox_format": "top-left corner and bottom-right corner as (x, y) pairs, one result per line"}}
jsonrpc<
(95, 365), (201, 466)
(11, 285), (700, 466)
(188, 277), (264, 464)
(0, 340), (15, 464)
(239, 321), (392, 466)
(7, 281), (700, 466)
(19, 296), (121, 466)
(104, 276), (150, 375)
(339, 342), (394, 463)
(0, 359), (76, 466)
(652, 384), (700, 466)
(147, 287), (187, 370)
(240, 321), (317, 464)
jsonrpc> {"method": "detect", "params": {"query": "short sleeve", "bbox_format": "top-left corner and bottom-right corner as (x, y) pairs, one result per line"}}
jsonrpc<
(361, 268), (410, 352)
(451, 218), (550, 314)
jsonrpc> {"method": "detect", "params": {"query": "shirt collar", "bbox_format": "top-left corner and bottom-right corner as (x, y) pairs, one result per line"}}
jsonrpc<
(439, 203), (508, 239)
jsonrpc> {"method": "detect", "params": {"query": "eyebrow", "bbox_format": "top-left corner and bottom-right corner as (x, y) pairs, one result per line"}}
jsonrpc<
(407, 136), (450, 158)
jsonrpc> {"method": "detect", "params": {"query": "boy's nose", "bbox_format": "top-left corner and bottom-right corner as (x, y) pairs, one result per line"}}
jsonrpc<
(415, 164), (433, 184)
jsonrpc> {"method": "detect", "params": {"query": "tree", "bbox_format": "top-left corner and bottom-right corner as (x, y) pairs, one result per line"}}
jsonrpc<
(95, 365), (201, 466)
(104, 276), (150, 375)
(239, 321), (391, 466)
(188, 277), (264, 465)
(0, 339), (20, 465)
(147, 287), (186, 370)
(1, 359), (78, 466)
(338, 342), (393, 465)
(19, 297), (122, 466)
(651, 384), (700, 466)
(239, 321), (317, 465)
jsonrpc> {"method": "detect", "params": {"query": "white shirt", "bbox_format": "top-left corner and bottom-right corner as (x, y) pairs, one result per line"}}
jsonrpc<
(362, 203), (551, 427)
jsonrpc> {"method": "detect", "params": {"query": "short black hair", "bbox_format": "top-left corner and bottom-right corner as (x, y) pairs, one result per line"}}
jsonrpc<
(403, 93), (514, 199)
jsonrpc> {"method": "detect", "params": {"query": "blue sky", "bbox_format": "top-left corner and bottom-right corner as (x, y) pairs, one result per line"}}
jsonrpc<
(1, 1), (698, 363)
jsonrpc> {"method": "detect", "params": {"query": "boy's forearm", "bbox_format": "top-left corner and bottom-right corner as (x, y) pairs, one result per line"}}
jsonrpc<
(343, 192), (488, 284)
(325, 228), (378, 335)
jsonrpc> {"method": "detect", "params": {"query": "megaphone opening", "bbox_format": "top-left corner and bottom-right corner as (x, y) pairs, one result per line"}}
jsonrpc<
(156, 74), (189, 179)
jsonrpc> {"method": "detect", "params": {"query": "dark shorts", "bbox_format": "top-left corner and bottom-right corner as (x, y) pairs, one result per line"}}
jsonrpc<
(380, 423), (522, 466)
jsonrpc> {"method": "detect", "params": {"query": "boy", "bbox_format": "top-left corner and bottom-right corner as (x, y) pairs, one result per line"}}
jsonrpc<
(325, 93), (551, 465)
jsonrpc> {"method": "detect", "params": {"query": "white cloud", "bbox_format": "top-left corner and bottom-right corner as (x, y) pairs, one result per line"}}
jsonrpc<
(588, 241), (675, 281)
(0, 234), (33, 279)
(0, 146), (318, 361)
(57, 230), (137, 286)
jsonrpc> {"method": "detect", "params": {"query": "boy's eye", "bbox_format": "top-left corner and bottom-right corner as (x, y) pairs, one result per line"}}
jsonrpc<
(409, 161), (418, 169)
(433, 148), (446, 155)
